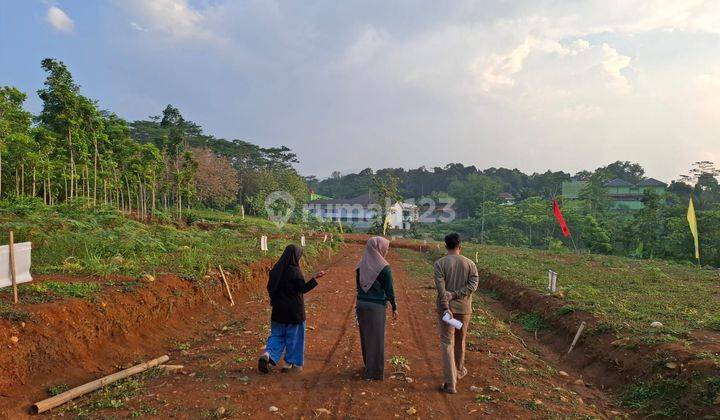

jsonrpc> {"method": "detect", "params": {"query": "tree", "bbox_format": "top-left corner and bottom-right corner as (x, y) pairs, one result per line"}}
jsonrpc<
(448, 174), (502, 218)
(37, 58), (85, 201)
(579, 172), (611, 216)
(581, 215), (613, 254)
(626, 190), (663, 258)
(597, 161), (645, 184)
(517, 197), (552, 247)
(668, 180), (693, 201)
(0, 59), (312, 220)
(192, 148), (239, 208)
(245, 168), (308, 218)
(678, 161), (720, 210)
(370, 173), (401, 231)
(0, 86), (33, 198)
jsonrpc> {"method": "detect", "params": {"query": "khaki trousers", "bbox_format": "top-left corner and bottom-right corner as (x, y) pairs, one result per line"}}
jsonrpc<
(439, 313), (471, 390)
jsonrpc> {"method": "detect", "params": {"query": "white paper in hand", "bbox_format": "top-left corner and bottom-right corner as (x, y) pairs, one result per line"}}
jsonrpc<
(442, 312), (463, 330)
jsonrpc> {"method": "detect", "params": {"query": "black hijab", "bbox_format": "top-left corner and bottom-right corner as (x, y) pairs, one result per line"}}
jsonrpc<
(267, 244), (303, 298)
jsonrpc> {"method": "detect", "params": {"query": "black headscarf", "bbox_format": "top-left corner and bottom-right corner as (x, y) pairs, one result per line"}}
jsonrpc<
(267, 244), (303, 299)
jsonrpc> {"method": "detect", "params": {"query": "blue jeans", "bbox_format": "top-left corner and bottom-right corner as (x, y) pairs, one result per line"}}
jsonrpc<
(265, 321), (306, 366)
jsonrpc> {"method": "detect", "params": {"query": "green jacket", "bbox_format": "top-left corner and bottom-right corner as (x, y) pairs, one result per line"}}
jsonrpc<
(356, 266), (397, 310)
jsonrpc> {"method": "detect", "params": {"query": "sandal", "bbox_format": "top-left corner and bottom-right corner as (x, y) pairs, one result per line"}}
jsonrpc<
(281, 364), (303, 373)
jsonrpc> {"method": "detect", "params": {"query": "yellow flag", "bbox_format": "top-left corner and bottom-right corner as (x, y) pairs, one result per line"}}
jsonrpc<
(383, 214), (390, 236)
(687, 199), (700, 260)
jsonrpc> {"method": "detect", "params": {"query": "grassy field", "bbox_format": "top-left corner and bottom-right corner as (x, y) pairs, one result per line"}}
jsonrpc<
(0, 202), (337, 280)
(408, 241), (720, 344)
(397, 245), (720, 417)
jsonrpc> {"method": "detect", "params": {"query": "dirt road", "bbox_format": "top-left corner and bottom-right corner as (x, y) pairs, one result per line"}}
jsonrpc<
(41, 244), (623, 418)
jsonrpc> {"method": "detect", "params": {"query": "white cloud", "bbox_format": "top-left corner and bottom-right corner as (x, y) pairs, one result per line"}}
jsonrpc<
(130, 22), (148, 32)
(572, 39), (590, 52)
(473, 37), (631, 94)
(46, 6), (74, 33)
(478, 38), (535, 90)
(600, 43), (632, 92)
(120, 0), (222, 42)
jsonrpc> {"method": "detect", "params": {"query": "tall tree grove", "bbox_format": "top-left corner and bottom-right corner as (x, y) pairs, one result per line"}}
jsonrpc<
(0, 58), (308, 219)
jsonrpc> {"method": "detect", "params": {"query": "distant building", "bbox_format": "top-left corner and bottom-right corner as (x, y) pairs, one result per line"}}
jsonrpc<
(499, 192), (516, 205)
(305, 193), (419, 229)
(561, 177), (667, 210)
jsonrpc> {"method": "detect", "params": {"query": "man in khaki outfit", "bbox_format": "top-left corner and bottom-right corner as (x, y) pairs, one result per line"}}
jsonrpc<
(434, 233), (479, 394)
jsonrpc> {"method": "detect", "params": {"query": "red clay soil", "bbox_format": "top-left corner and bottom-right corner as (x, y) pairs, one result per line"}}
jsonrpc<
(0, 259), (274, 418)
(2, 244), (628, 419)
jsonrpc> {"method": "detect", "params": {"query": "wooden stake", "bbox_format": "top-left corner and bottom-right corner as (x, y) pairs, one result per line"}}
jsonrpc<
(567, 321), (586, 355)
(33, 355), (170, 414)
(218, 265), (235, 306)
(157, 364), (184, 373)
(9, 231), (18, 304)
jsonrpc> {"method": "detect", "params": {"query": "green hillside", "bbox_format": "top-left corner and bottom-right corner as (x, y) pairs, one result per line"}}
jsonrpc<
(0, 202), (337, 280)
(444, 243), (719, 343)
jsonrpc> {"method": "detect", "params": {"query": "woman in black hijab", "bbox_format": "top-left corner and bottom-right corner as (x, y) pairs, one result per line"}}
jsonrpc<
(259, 244), (325, 374)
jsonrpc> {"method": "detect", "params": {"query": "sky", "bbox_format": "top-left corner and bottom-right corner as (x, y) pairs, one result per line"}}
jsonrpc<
(1, 0), (719, 181)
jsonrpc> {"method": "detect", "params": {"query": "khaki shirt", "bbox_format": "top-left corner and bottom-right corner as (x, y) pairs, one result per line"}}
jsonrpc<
(433, 254), (479, 314)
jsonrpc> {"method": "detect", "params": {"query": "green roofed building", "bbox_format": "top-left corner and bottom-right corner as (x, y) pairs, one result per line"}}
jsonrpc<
(561, 178), (667, 210)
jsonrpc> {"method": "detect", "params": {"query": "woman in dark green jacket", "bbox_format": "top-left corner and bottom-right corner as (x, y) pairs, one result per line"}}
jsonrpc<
(356, 236), (398, 380)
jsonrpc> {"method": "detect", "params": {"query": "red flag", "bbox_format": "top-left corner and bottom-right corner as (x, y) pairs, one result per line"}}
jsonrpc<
(553, 198), (571, 237)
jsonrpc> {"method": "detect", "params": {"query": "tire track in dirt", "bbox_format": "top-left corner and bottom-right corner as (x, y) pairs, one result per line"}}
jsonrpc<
(296, 247), (359, 418)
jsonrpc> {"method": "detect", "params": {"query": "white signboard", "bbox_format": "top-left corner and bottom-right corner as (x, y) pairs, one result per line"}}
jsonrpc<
(0, 242), (32, 288)
(260, 236), (268, 252)
(300, 236), (306, 247)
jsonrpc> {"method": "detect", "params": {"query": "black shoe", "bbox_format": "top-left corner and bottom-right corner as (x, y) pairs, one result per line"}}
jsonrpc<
(258, 355), (270, 374)
(362, 372), (383, 381)
(440, 383), (457, 394)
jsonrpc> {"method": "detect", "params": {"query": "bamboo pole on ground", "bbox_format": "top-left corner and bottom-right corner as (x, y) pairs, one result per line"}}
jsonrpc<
(9, 231), (18, 304)
(218, 265), (235, 306)
(567, 321), (586, 355)
(33, 355), (170, 414)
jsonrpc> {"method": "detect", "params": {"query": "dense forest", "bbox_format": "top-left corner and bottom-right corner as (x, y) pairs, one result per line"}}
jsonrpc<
(0, 59), (307, 218)
(310, 165), (571, 200)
